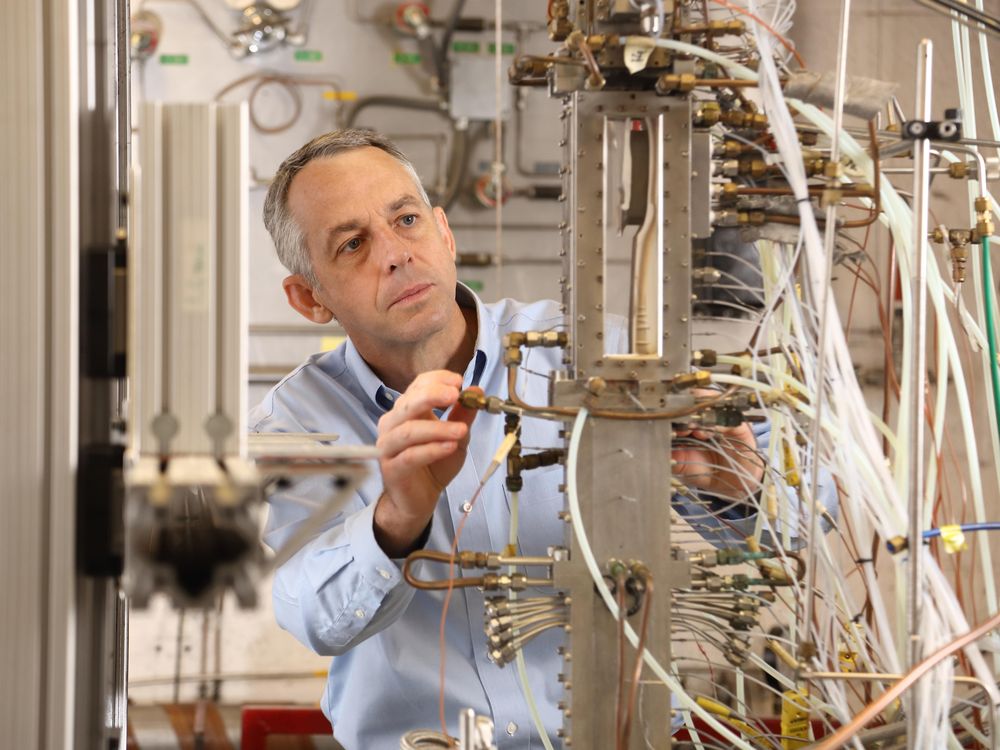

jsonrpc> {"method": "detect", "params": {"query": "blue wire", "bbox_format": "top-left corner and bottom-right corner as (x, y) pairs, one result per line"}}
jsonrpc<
(923, 522), (1000, 539)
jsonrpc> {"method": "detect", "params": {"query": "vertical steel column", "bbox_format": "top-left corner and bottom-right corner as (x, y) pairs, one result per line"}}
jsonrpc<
(76, 0), (130, 746)
(907, 38), (934, 747)
(552, 91), (694, 749)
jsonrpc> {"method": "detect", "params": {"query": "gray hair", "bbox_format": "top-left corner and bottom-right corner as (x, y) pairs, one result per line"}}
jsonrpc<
(263, 129), (431, 287)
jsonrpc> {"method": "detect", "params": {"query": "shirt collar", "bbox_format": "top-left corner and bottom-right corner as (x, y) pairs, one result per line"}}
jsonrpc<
(345, 282), (493, 413)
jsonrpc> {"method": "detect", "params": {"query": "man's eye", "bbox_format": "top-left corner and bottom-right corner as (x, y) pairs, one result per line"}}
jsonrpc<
(400, 214), (417, 227)
(342, 237), (363, 253)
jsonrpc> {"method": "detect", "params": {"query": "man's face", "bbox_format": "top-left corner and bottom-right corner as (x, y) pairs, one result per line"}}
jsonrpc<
(286, 147), (460, 352)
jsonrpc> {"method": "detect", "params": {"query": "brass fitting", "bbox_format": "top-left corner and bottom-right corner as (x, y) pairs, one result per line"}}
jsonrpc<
(671, 370), (712, 390)
(721, 139), (753, 158)
(974, 196), (995, 239)
(708, 19), (746, 34)
(718, 182), (740, 204)
(655, 72), (697, 95)
(548, 0), (571, 41)
(738, 210), (767, 226)
(691, 349), (718, 367)
(949, 161), (970, 179)
(585, 376), (607, 396)
(803, 157), (828, 177)
(948, 229), (973, 283)
(823, 161), (844, 180)
(694, 102), (721, 127)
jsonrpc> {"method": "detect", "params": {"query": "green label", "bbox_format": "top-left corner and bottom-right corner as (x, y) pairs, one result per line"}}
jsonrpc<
(452, 41), (480, 53)
(487, 42), (515, 55)
(393, 51), (422, 65)
(461, 279), (484, 293)
(294, 49), (323, 62)
(159, 54), (189, 65)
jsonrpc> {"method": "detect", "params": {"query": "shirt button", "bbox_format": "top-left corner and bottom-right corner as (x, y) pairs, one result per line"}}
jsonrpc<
(506, 722), (517, 736)
(377, 568), (391, 580)
(461, 502), (473, 513)
(354, 608), (365, 619)
(384, 393), (394, 401)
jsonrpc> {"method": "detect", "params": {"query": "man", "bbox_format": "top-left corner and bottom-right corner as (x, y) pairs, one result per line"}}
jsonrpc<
(252, 129), (794, 749)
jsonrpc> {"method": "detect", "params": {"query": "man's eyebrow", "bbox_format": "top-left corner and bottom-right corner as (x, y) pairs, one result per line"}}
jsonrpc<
(387, 194), (423, 213)
(324, 218), (364, 252)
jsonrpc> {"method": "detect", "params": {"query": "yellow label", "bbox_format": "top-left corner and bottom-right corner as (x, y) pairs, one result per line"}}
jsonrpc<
(781, 689), (811, 749)
(939, 524), (968, 554)
(838, 648), (858, 672)
(322, 90), (359, 101)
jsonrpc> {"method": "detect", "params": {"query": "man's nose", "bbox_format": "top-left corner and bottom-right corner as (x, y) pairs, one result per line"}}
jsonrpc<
(376, 228), (411, 272)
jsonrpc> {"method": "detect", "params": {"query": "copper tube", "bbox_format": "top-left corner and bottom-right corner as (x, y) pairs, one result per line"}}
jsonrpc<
(809, 609), (1000, 750)
(691, 78), (763, 88)
(737, 186), (874, 198)
(505, 365), (739, 421)
(763, 214), (804, 226)
(403, 553), (486, 590)
(567, 33), (604, 89)
(619, 576), (654, 749)
(841, 120), (883, 229)
(805, 670), (997, 750)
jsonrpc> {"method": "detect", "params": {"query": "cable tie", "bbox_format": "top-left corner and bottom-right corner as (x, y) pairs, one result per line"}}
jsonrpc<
(854, 557), (873, 564)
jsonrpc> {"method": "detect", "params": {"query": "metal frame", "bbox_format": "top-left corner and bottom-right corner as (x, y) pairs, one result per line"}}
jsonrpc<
(550, 92), (695, 749)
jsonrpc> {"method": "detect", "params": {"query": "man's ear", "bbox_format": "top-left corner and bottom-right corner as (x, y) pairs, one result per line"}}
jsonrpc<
(433, 206), (457, 261)
(283, 274), (335, 324)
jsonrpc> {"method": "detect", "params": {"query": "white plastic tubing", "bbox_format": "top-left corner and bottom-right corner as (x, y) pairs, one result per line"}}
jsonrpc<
(628, 20), (1000, 705)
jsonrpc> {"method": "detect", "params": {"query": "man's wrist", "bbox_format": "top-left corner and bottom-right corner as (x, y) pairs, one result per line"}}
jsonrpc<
(373, 491), (433, 558)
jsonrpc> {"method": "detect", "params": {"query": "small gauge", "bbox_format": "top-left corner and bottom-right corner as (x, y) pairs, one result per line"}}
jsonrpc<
(130, 9), (162, 61)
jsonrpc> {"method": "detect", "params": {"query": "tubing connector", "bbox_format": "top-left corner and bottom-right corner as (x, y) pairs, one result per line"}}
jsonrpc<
(671, 370), (711, 391)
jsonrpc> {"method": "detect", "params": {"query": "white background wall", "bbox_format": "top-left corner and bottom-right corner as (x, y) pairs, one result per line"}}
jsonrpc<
(128, 0), (566, 708)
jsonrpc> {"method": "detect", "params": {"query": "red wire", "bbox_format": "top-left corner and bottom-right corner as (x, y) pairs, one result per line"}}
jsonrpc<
(709, 0), (807, 68)
(438, 482), (485, 741)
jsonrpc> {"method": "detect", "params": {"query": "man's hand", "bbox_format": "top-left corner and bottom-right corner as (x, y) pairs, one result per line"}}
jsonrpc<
(373, 371), (479, 557)
(672, 392), (765, 500)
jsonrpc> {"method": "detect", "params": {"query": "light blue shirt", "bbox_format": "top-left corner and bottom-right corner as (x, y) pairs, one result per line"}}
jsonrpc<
(251, 285), (834, 750)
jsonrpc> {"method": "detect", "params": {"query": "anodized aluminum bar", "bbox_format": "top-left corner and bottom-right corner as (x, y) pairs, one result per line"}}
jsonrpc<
(216, 104), (249, 457)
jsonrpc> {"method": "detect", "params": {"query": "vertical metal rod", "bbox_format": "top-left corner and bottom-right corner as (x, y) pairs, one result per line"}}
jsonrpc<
(907, 37), (934, 746)
(459, 707), (476, 750)
(800, 0), (852, 660)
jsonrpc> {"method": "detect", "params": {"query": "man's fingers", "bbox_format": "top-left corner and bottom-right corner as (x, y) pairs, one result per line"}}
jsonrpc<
(382, 440), (460, 476)
(377, 419), (468, 459)
(378, 377), (463, 433)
